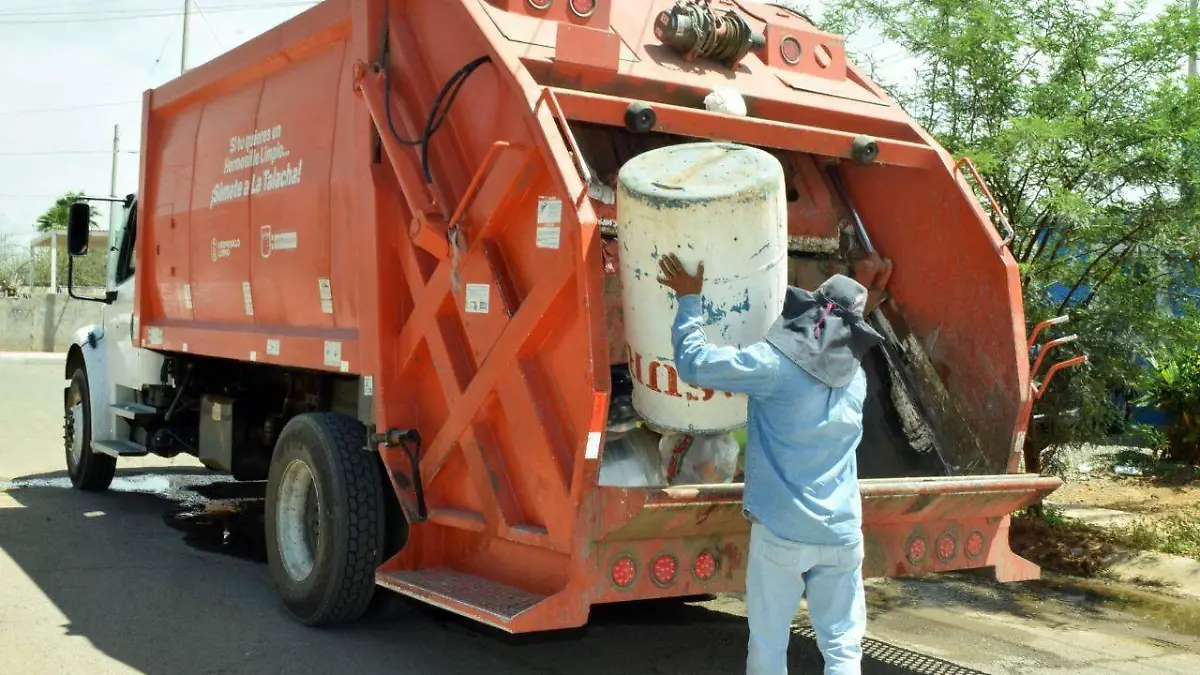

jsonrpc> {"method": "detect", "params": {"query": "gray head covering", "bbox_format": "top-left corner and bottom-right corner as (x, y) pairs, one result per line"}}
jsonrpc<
(763, 274), (884, 388)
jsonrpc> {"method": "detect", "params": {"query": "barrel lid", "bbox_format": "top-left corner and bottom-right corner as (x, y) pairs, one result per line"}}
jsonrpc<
(618, 142), (783, 206)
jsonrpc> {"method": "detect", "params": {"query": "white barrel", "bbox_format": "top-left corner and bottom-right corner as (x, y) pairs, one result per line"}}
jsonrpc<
(617, 142), (788, 433)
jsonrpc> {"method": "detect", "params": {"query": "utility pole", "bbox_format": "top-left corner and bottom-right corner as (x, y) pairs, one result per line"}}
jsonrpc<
(181, 0), (191, 74)
(109, 124), (120, 232)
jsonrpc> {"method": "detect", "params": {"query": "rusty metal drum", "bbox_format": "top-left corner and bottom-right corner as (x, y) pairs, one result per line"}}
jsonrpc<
(616, 142), (788, 432)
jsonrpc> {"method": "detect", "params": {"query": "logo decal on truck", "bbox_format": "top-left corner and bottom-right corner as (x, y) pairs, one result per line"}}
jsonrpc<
(211, 238), (241, 262)
(260, 225), (298, 258)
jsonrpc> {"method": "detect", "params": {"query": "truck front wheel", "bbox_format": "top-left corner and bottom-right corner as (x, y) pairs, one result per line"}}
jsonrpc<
(64, 366), (116, 491)
(265, 413), (385, 626)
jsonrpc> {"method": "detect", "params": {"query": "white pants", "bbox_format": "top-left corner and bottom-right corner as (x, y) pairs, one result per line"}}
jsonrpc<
(746, 523), (866, 675)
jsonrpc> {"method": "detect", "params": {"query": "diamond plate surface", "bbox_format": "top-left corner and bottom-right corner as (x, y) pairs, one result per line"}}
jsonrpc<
(377, 569), (545, 622)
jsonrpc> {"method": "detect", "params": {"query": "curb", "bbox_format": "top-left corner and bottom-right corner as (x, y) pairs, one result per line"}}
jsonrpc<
(0, 352), (66, 363)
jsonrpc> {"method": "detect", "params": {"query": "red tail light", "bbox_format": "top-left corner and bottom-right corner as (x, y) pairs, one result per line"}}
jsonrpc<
(692, 550), (717, 582)
(906, 536), (928, 565)
(936, 533), (957, 562)
(569, 0), (597, 18)
(965, 531), (985, 559)
(651, 554), (678, 587)
(611, 556), (637, 588)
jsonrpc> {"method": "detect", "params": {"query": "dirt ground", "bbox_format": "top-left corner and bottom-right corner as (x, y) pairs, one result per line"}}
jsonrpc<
(1054, 472), (1200, 515)
(1010, 445), (1200, 578)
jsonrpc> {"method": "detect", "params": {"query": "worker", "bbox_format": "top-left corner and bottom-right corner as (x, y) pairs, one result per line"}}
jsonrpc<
(656, 253), (883, 675)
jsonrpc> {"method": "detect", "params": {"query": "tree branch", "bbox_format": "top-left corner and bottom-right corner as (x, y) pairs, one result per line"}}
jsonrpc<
(1055, 215), (1157, 315)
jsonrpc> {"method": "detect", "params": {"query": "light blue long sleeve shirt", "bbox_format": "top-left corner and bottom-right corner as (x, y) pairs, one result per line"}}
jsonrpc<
(671, 294), (866, 547)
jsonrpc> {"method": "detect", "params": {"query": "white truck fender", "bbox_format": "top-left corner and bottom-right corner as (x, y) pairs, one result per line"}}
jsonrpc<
(65, 324), (114, 442)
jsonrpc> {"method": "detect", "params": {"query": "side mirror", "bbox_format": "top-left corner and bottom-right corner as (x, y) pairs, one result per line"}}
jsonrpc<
(67, 202), (91, 257)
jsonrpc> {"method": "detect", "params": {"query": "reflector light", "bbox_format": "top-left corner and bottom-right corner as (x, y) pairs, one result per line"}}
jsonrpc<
(780, 36), (802, 65)
(965, 531), (985, 559)
(651, 554), (678, 587)
(692, 550), (718, 581)
(612, 556), (637, 588)
(906, 536), (927, 565)
(569, 0), (597, 18)
(936, 533), (957, 562)
(528, 0), (552, 10)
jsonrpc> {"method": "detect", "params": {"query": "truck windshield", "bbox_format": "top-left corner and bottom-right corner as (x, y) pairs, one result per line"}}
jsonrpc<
(111, 203), (136, 286)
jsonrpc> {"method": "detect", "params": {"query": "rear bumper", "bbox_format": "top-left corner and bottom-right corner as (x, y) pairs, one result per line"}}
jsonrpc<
(585, 474), (1061, 602)
(374, 475), (1060, 634)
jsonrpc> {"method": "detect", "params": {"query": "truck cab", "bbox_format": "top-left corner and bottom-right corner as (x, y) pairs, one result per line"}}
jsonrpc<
(63, 197), (168, 490)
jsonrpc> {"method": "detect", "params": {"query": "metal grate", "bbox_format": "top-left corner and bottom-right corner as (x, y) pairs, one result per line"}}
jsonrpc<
(377, 568), (545, 623)
(795, 627), (991, 675)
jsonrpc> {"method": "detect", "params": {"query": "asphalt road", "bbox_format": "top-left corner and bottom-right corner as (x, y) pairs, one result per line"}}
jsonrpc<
(2, 356), (1198, 675)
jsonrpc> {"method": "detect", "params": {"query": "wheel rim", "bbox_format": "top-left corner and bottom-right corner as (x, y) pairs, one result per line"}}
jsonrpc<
(65, 381), (84, 469)
(277, 459), (321, 582)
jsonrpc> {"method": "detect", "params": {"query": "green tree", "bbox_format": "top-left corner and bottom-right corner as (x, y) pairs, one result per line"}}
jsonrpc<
(828, 0), (1200, 467)
(35, 191), (98, 232)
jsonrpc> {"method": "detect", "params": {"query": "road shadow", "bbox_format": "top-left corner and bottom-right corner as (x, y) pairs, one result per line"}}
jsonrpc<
(0, 468), (987, 675)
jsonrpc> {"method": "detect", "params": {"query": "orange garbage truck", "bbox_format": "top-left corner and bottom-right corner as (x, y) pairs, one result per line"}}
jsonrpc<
(61, 0), (1084, 632)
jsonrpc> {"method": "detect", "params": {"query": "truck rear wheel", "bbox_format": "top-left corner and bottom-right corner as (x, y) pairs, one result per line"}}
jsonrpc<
(265, 412), (385, 626)
(64, 366), (116, 491)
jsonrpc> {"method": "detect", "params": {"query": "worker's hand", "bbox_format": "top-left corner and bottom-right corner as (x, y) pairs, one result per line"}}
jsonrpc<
(657, 254), (704, 297)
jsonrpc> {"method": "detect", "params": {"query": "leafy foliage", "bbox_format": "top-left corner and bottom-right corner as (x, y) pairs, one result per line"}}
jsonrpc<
(0, 245), (107, 294)
(828, 0), (1200, 463)
(35, 191), (98, 232)
(1139, 344), (1200, 463)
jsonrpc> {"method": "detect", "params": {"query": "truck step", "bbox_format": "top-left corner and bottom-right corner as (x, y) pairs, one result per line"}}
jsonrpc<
(91, 439), (149, 458)
(111, 403), (157, 419)
(376, 568), (545, 630)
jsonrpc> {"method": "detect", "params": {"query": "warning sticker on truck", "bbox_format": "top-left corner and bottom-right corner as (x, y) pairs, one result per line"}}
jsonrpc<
(324, 341), (342, 368)
(318, 278), (333, 314)
(537, 196), (562, 225)
(465, 284), (490, 314)
(536, 225), (561, 250)
(242, 281), (254, 316)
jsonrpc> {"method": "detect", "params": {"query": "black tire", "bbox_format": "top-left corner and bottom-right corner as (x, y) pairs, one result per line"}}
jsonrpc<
(64, 366), (116, 491)
(265, 413), (385, 626)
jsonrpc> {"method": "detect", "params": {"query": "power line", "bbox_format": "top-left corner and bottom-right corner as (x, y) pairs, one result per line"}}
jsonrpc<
(0, 2), (313, 17)
(0, 150), (140, 156)
(149, 22), (178, 74)
(0, 2), (317, 24)
(0, 0), (132, 15)
(0, 193), (93, 199)
(0, 100), (140, 117)
(193, 0), (225, 49)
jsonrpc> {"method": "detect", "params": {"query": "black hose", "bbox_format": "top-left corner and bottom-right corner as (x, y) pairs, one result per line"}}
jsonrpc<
(419, 56), (492, 183)
(378, 14), (493, 179)
(399, 433), (427, 521)
(164, 364), (192, 423)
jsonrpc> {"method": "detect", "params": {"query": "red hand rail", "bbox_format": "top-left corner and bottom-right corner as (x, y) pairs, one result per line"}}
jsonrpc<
(1031, 334), (1079, 381)
(956, 156), (1015, 247)
(1035, 355), (1089, 399)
